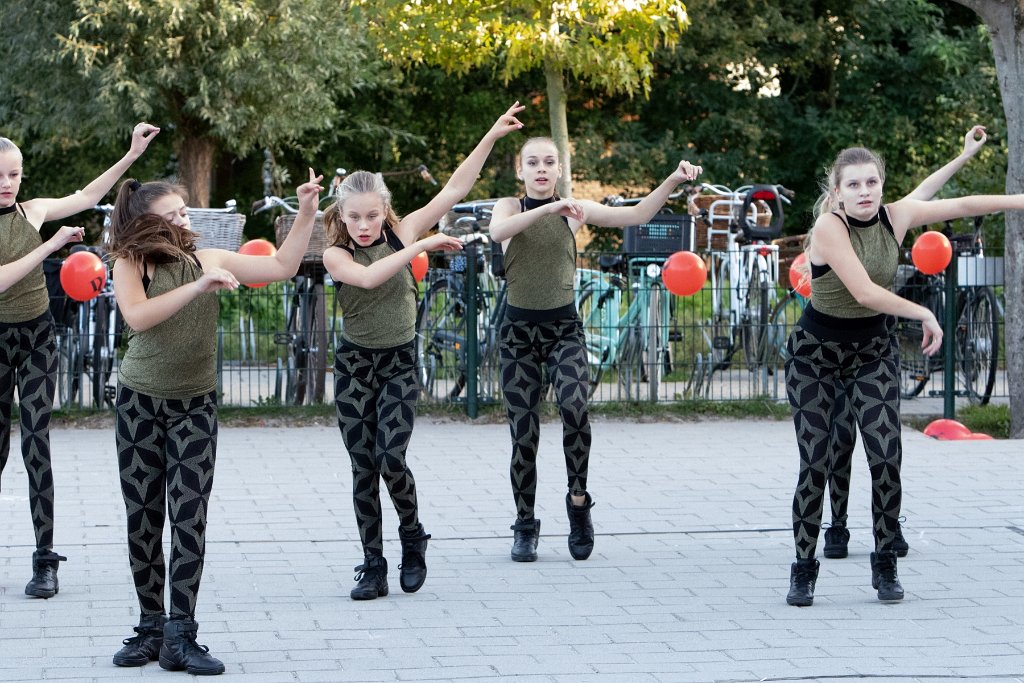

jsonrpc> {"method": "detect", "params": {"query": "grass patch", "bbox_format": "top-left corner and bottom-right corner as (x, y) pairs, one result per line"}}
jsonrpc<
(903, 403), (1010, 439)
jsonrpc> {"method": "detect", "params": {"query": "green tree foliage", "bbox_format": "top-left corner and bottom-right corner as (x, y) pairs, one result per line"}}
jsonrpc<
(355, 0), (690, 197)
(3, 0), (385, 208)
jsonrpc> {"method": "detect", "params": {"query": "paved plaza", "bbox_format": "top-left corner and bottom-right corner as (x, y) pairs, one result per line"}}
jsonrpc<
(1, 417), (1023, 682)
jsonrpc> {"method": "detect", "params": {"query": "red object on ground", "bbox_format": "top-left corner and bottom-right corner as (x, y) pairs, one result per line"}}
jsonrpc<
(923, 418), (974, 440)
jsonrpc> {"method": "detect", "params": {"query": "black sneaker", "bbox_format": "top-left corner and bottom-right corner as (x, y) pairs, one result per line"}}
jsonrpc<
(822, 524), (850, 559)
(113, 614), (167, 667)
(892, 524), (910, 558)
(510, 518), (541, 562)
(786, 558), (820, 607)
(565, 493), (595, 560)
(158, 617), (225, 675)
(25, 550), (68, 599)
(350, 554), (389, 600)
(870, 550), (905, 602)
(398, 525), (431, 593)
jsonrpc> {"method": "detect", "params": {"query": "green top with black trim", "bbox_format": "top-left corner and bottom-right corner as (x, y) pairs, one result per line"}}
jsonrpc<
(0, 205), (50, 323)
(503, 196), (577, 311)
(118, 257), (220, 399)
(811, 208), (899, 319)
(336, 230), (417, 348)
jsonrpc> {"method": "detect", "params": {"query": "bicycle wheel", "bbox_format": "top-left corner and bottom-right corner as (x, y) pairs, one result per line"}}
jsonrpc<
(741, 271), (771, 369)
(642, 283), (667, 402)
(304, 277), (328, 404)
(957, 287), (998, 406)
(91, 295), (117, 407)
(895, 318), (930, 399)
(765, 289), (805, 369)
(416, 279), (465, 400)
(577, 277), (626, 399)
(56, 310), (81, 409)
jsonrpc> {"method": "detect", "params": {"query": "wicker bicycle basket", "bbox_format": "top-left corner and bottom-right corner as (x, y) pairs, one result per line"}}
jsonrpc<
(188, 209), (246, 251)
(275, 213), (329, 263)
(690, 194), (771, 251)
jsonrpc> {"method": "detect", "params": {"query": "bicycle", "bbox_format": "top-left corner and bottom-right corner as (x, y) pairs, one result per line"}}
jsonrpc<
(690, 183), (791, 396)
(575, 192), (694, 401)
(415, 199), (506, 402)
(894, 215), (1001, 405)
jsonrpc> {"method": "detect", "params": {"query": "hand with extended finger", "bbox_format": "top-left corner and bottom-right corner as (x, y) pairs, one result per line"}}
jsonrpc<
(196, 267), (239, 293)
(423, 233), (463, 252)
(921, 314), (943, 356)
(963, 125), (987, 158)
(50, 225), (86, 250)
(487, 101), (526, 140)
(297, 168), (325, 212)
(129, 122), (161, 158)
(672, 160), (703, 183)
(551, 199), (585, 223)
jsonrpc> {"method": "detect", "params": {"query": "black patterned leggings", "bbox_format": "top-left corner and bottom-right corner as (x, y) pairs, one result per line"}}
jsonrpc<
(499, 316), (592, 521)
(785, 327), (902, 559)
(115, 386), (218, 618)
(826, 388), (857, 526)
(334, 344), (421, 556)
(0, 315), (57, 550)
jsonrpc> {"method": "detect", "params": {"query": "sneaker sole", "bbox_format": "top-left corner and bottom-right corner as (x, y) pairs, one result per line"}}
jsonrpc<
(822, 547), (848, 559)
(786, 596), (813, 607)
(511, 552), (537, 562)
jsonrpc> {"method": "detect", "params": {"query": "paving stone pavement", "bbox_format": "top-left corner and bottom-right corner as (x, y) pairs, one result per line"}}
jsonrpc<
(1, 417), (1023, 683)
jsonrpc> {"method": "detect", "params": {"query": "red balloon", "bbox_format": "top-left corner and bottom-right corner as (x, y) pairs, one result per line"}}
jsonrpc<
(788, 252), (811, 298)
(60, 251), (106, 302)
(411, 251), (428, 283)
(238, 238), (277, 288)
(923, 418), (972, 440)
(911, 231), (952, 275)
(661, 251), (707, 297)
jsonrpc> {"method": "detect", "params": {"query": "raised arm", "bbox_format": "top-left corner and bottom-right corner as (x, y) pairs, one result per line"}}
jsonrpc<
(0, 226), (85, 293)
(906, 125), (986, 201)
(206, 169), (324, 285)
(323, 232), (462, 289)
(581, 159), (702, 228)
(888, 193), (1024, 243)
(113, 256), (238, 332)
(393, 102), (525, 244)
(21, 123), (160, 227)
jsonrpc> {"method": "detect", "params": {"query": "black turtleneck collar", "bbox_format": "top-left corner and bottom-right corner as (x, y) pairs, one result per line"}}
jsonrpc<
(0, 203), (18, 216)
(845, 212), (879, 228)
(523, 195), (558, 211)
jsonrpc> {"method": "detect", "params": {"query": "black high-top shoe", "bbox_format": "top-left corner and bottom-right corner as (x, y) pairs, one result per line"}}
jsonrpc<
(823, 523), (850, 559)
(25, 549), (68, 598)
(158, 617), (225, 675)
(565, 493), (595, 560)
(113, 614), (168, 667)
(892, 524), (910, 558)
(398, 524), (431, 593)
(786, 558), (820, 606)
(870, 550), (905, 602)
(510, 518), (541, 562)
(350, 554), (389, 600)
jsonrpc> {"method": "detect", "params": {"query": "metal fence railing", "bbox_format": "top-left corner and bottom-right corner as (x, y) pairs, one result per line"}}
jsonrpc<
(45, 249), (1007, 412)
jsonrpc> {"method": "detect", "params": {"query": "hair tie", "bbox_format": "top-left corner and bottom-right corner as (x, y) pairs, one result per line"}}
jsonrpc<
(128, 180), (142, 191)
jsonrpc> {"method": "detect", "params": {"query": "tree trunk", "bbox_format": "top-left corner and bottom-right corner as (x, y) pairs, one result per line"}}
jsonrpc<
(174, 135), (217, 208)
(957, 0), (1024, 435)
(544, 62), (573, 199)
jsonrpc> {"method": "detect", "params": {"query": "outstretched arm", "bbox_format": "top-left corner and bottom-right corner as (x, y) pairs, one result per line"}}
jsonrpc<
(0, 226), (85, 293)
(323, 232), (462, 290)
(889, 193), (1024, 242)
(582, 159), (702, 228)
(906, 125), (986, 201)
(21, 123), (160, 227)
(394, 102), (525, 244)
(208, 169), (324, 285)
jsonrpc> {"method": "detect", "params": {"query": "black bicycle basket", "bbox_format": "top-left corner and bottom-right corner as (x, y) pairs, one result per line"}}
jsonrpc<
(622, 215), (694, 254)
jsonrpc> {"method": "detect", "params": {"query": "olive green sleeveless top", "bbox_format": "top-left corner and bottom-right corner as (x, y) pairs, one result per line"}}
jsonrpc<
(503, 197), (576, 311)
(336, 232), (417, 349)
(811, 209), (899, 319)
(118, 257), (220, 399)
(0, 205), (50, 323)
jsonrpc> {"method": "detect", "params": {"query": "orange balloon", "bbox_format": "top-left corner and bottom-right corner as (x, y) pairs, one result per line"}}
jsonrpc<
(411, 251), (428, 283)
(60, 251), (106, 302)
(788, 252), (811, 298)
(661, 251), (707, 297)
(923, 418), (972, 440)
(238, 238), (277, 288)
(911, 231), (952, 275)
